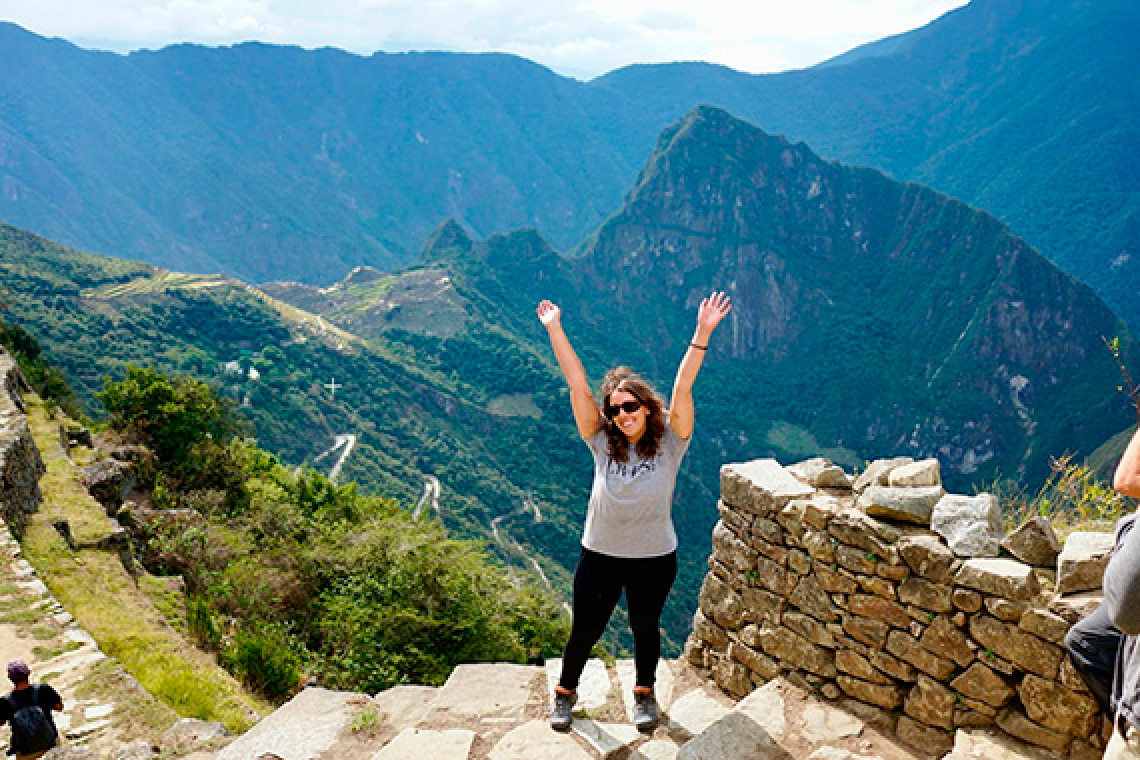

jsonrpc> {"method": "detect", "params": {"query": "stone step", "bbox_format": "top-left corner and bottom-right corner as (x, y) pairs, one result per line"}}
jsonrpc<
(666, 688), (731, 741)
(214, 687), (370, 760)
(422, 663), (545, 726)
(571, 718), (642, 757)
(486, 719), (595, 760)
(943, 728), (1063, 759)
(212, 660), (1075, 760)
(372, 683), (437, 731)
(372, 727), (476, 759)
(544, 658), (612, 710)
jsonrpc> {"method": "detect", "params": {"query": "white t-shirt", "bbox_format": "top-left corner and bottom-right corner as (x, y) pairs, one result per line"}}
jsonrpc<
(581, 424), (690, 558)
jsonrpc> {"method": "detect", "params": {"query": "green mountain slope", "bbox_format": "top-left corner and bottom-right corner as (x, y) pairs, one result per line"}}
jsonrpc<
(0, 24), (633, 283)
(262, 107), (1137, 647)
(566, 107), (1136, 485)
(3, 106), (1136, 654)
(593, 0), (1140, 326)
(2, 0), (1138, 329)
(0, 221), (585, 556)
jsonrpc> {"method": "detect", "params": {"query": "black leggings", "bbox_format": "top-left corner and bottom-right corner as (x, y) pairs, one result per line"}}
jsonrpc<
(558, 547), (677, 691)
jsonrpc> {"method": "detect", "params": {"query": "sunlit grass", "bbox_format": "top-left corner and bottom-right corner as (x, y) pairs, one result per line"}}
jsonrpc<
(994, 454), (1135, 535)
(33, 640), (82, 660)
(487, 393), (543, 419)
(21, 395), (269, 734)
(83, 271), (231, 299)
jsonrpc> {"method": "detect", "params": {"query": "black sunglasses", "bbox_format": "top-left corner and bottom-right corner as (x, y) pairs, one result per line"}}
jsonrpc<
(605, 399), (643, 419)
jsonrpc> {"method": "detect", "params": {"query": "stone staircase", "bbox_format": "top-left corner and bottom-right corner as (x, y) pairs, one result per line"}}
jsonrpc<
(0, 531), (121, 756)
(0, 354), (1096, 760)
(212, 658), (1063, 760)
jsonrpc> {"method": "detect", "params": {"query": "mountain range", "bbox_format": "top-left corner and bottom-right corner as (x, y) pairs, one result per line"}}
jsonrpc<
(0, 0), (1137, 328)
(4, 105), (1133, 651)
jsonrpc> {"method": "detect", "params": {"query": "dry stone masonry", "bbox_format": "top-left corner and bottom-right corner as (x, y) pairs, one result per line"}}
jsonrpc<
(0, 349), (45, 537)
(685, 455), (1111, 759)
(0, 342), (1113, 759)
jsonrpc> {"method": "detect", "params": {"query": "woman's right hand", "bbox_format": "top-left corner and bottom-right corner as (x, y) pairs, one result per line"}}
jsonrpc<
(536, 300), (562, 329)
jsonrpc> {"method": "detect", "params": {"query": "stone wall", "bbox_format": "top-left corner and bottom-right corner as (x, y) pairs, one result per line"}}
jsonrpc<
(684, 456), (1110, 759)
(0, 348), (45, 536)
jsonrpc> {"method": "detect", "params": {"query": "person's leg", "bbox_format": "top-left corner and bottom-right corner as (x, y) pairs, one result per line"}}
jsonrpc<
(1064, 603), (1122, 718)
(558, 548), (624, 691)
(625, 551), (678, 690)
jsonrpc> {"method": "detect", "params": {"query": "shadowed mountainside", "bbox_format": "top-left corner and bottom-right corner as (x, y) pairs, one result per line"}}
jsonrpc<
(2, 106), (1136, 656)
(0, 0), (1137, 328)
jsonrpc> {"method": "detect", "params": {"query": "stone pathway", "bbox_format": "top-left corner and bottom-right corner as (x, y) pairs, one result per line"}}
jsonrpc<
(0, 520), (1073, 760)
(0, 531), (116, 755)
(215, 657), (1067, 760)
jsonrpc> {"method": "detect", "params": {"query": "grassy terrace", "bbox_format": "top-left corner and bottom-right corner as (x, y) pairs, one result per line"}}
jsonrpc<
(83, 271), (232, 299)
(20, 394), (270, 734)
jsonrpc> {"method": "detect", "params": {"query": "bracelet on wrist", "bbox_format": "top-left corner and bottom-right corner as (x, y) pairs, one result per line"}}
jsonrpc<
(690, 342), (708, 351)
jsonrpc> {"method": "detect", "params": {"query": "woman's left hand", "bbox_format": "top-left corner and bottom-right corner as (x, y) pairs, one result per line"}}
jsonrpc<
(697, 291), (732, 333)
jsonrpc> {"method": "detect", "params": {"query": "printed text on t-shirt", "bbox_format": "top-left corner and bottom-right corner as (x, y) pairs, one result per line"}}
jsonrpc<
(607, 457), (659, 479)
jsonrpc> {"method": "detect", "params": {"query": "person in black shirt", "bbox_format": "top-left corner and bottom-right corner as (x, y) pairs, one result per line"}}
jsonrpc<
(0, 660), (62, 760)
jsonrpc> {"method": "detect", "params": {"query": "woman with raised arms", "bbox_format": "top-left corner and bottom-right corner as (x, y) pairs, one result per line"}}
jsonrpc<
(536, 291), (732, 733)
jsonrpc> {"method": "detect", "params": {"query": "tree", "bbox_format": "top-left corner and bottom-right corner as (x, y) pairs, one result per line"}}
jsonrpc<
(98, 366), (239, 465)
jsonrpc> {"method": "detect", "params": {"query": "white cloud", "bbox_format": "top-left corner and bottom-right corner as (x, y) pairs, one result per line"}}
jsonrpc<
(0, 0), (968, 79)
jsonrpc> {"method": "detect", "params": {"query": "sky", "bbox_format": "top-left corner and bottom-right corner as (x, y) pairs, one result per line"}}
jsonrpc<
(0, 0), (969, 80)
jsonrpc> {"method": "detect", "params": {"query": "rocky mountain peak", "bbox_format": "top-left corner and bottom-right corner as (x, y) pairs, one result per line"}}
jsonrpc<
(570, 107), (1132, 481)
(420, 219), (476, 265)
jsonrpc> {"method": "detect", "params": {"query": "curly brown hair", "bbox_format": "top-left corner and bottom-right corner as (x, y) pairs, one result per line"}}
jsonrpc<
(599, 366), (667, 463)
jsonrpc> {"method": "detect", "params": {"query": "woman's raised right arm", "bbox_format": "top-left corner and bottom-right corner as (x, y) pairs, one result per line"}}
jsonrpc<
(537, 300), (601, 439)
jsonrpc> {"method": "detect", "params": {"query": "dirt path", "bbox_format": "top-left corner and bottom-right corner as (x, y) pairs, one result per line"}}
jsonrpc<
(0, 613), (46, 674)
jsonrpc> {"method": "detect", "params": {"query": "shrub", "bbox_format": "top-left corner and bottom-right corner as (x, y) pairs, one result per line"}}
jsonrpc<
(187, 595), (220, 650)
(221, 625), (302, 701)
(311, 516), (566, 692)
(98, 365), (241, 466)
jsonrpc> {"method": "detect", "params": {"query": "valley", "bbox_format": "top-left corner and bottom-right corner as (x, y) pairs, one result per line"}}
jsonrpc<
(1, 0), (1137, 327)
(2, 102), (1135, 657)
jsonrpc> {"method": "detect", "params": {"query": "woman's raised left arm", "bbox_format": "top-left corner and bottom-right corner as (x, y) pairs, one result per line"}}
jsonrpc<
(670, 291), (731, 440)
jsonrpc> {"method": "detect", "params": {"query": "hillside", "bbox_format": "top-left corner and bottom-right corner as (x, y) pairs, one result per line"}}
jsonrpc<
(264, 107), (1137, 649)
(567, 105), (1136, 490)
(0, 222), (588, 561)
(594, 0), (1140, 328)
(0, 24), (633, 283)
(3, 105), (1136, 657)
(0, 0), (1137, 329)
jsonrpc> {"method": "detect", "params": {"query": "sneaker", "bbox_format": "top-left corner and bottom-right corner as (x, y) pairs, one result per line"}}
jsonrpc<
(550, 688), (577, 732)
(633, 688), (659, 733)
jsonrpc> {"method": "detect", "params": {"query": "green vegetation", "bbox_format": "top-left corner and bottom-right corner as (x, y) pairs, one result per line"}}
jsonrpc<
(764, 421), (860, 470)
(99, 365), (243, 465)
(3, 86), (1138, 661)
(21, 395), (268, 732)
(85, 271), (232, 299)
(350, 707), (380, 733)
(0, 320), (81, 418)
(101, 368), (568, 696)
(996, 455), (1135, 535)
